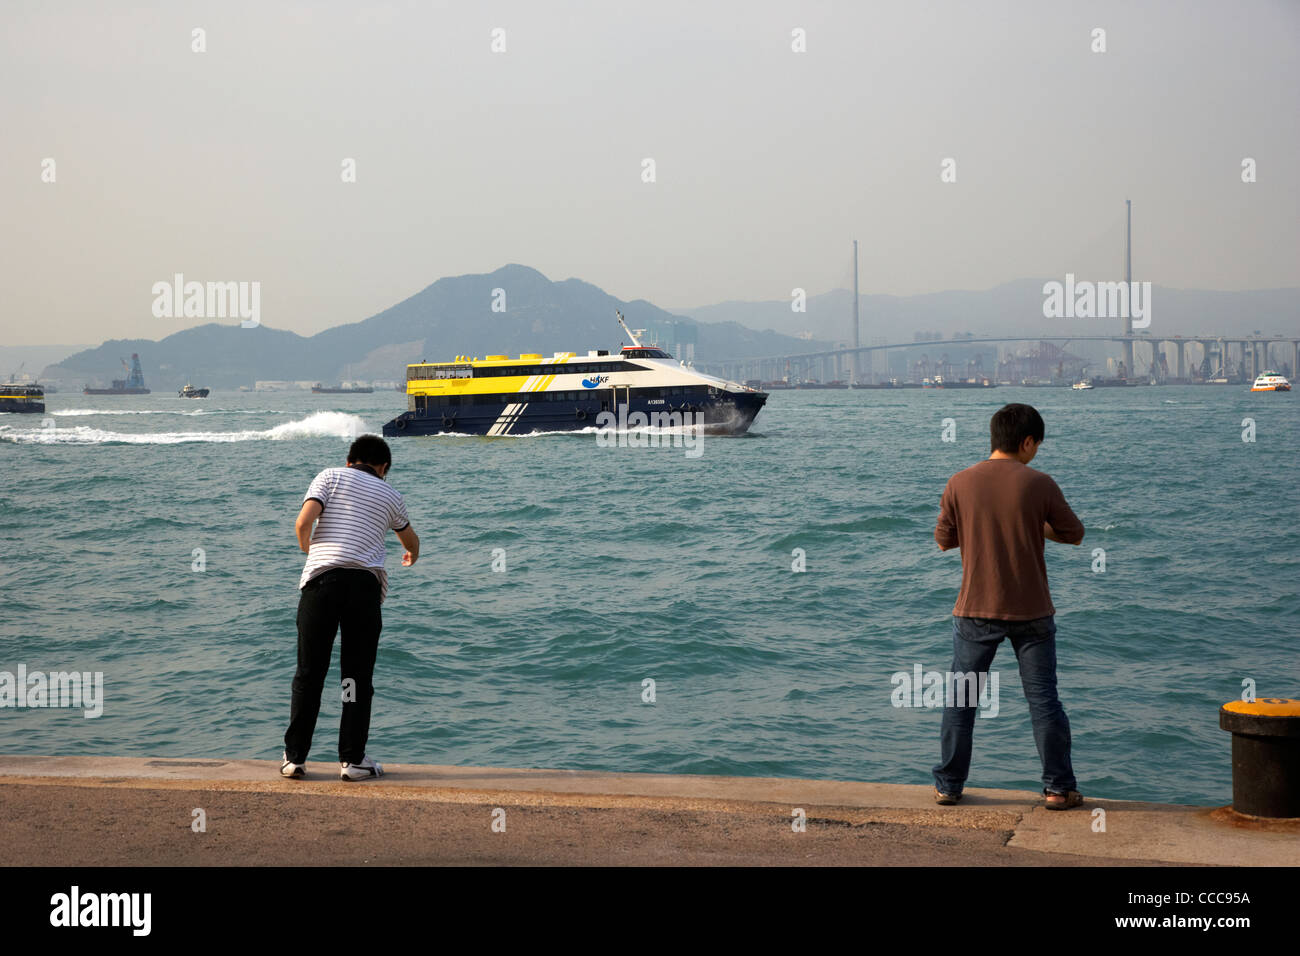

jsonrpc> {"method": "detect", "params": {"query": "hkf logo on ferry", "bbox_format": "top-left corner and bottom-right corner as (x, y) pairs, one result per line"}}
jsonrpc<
(1042, 274), (1151, 328)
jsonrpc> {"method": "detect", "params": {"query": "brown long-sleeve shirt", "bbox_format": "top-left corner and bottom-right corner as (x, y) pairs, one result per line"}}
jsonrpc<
(935, 458), (1084, 620)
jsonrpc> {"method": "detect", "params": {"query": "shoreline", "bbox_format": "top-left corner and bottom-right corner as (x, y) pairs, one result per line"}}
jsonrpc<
(1, 755), (1296, 866)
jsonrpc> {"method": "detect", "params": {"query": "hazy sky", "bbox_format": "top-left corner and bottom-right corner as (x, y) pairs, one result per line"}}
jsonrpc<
(2, 0), (1296, 345)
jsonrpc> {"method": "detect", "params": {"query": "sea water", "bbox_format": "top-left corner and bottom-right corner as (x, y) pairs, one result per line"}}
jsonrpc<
(1, 386), (1296, 805)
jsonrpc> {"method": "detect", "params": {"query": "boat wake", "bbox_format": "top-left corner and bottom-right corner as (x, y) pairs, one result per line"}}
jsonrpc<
(0, 411), (370, 445)
(50, 408), (282, 417)
(53, 408), (208, 417)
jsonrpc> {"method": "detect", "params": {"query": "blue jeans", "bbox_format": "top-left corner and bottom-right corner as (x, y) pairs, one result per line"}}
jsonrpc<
(932, 615), (1077, 796)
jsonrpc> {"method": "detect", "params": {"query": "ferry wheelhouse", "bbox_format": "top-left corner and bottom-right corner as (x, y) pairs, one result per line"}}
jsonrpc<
(1250, 370), (1291, 392)
(382, 312), (767, 437)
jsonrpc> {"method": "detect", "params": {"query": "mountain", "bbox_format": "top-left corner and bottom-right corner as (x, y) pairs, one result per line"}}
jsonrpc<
(39, 265), (833, 390)
(681, 280), (1300, 346)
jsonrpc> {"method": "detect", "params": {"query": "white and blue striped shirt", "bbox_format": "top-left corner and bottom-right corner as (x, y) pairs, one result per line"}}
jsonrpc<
(298, 466), (410, 603)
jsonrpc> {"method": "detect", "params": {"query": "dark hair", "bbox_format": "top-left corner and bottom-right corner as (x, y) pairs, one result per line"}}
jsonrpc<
(989, 403), (1045, 453)
(347, 434), (392, 469)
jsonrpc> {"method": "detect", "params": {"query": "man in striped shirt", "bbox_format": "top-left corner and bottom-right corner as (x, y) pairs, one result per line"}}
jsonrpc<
(281, 434), (420, 781)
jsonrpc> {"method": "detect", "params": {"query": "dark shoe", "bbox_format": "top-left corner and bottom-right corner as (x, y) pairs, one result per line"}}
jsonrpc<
(1043, 788), (1083, 810)
(934, 787), (961, 805)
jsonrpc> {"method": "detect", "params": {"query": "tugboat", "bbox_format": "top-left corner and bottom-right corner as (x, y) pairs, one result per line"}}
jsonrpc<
(1251, 370), (1291, 392)
(0, 383), (45, 413)
(178, 383), (210, 398)
(383, 311), (767, 437)
(84, 354), (150, 395)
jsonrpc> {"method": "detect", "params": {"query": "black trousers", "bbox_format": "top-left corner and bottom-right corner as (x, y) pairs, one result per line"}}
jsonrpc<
(283, 568), (382, 765)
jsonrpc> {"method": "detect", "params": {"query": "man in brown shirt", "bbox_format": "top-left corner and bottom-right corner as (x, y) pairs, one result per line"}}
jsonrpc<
(932, 403), (1085, 809)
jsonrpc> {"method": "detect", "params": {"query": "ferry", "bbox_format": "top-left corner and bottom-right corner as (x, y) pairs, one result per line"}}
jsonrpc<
(0, 383), (45, 413)
(382, 312), (768, 437)
(1250, 370), (1291, 392)
(1071, 380), (1094, 390)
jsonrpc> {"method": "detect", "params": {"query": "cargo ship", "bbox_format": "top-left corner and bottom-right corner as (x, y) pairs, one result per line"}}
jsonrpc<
(312, 383), (374, 394)
(382, 312), (767, 437)
(84, 354), (150, 395)
(0, 383), (45, 413)
(923, 375), (996, 389)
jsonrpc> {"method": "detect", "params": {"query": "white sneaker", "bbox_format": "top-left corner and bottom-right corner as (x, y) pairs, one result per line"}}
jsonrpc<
(281, 751), (305, 778)
(340, 755), (384, 780)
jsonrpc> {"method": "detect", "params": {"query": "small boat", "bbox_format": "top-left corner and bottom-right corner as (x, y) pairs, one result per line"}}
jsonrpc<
(1071, 380), (1094, 390)
(1250, 371), (1291, 392)
(179, 383), (210, 398)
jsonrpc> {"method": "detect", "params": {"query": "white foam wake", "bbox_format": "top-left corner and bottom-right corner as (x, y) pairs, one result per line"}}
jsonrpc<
(53, 408), (207, 417)
(0, 411), (370, 445)
(52, 408), (283, 416)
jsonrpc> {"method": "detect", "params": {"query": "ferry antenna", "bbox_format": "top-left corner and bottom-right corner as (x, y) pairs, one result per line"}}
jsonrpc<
(616, 310), (643, 347)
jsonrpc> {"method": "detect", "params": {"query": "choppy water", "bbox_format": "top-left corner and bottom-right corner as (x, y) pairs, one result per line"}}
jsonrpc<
(1, 386), (1296, 805)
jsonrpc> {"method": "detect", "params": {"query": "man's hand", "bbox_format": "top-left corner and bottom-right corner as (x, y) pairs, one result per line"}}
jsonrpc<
(296, 500), (323, 553)
(396, 525), (420, 566)
(1043, 521), (1081, 545)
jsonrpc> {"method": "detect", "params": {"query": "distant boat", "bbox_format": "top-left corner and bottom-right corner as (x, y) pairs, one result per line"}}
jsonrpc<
(85, 353), (150, 395)
(922, 375), (993, 389)
(179, 383), (210, 398)
(1071, 380), (1094, 390)
(0, 383), (45, 413)
(852, 378), (909, 389)
(312, 383), (374, 394)
(932, 376), (995, 389)
(795, 380), (849, 389)
(1251, 371), (1291, 392)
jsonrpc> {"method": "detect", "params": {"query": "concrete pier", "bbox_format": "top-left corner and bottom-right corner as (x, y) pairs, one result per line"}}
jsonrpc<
(1, 754), (1296, 866)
